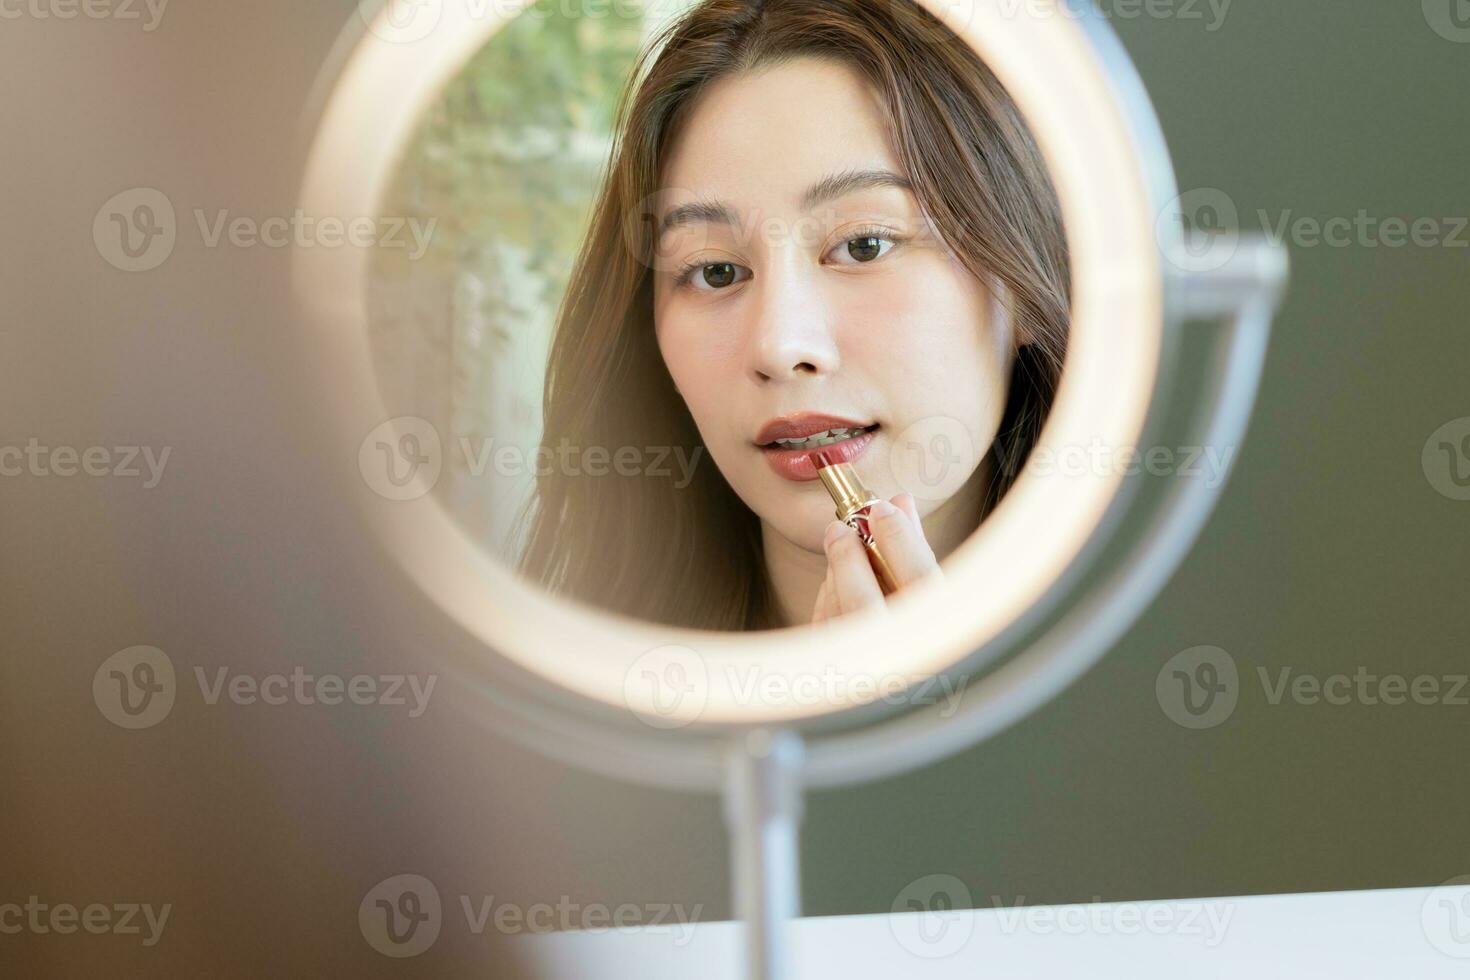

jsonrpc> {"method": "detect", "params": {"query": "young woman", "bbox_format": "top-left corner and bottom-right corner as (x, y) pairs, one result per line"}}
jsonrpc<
(516, 0), (1070, 632)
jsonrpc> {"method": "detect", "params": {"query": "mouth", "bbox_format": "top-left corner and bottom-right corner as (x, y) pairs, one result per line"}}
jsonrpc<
(757, 423), (881, 482)
(757, 423), (880, 452)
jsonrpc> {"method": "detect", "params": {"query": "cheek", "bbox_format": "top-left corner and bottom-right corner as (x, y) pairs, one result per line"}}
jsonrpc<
(657, 296), (747, 379)
(857, 261), (1009, 412)
(655, 314), (743, 436)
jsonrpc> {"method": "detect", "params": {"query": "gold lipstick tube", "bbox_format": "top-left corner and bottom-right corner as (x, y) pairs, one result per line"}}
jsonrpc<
(813, 453), (900, 596)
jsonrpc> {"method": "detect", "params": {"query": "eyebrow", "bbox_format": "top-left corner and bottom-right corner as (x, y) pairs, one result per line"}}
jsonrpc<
(657, 168), (914, 244)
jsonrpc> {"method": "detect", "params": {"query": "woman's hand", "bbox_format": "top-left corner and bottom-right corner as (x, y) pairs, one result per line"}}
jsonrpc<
(811, 492), (943, 624)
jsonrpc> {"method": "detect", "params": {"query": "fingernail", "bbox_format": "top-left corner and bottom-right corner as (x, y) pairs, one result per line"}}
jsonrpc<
(824, 520), (847, 549)
(868, 499), (899, 520)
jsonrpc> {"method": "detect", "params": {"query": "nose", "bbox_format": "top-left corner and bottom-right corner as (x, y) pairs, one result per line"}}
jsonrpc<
(747, 259), (840, 383)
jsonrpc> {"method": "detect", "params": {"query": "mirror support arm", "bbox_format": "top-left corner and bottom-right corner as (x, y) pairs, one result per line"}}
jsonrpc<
(1172, 233), (1291, 322)
(723, 729), (806, 980)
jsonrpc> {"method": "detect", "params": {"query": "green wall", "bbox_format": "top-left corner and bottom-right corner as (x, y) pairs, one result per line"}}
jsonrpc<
(801, 0), (1470, 914)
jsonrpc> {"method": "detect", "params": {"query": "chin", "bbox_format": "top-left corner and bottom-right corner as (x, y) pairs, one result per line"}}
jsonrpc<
(768, 496), (834, 554)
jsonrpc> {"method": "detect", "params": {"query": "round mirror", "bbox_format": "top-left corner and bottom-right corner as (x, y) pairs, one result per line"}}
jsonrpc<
(297, 3), (1285, 974)
(296, 0), (1281, 760)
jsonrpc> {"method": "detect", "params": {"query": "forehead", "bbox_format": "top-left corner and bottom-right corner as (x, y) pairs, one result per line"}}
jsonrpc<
(658, 56), (903, 213)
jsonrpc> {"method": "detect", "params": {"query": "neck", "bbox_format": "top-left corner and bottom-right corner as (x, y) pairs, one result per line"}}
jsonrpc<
(759, 455), (993, 629)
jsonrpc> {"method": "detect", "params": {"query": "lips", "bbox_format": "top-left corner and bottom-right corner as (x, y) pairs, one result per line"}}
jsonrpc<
(754, 412), (876, 447)
(756, 418), (880, 482)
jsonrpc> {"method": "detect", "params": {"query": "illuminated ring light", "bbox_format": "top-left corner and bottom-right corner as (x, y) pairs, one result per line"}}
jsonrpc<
(295, 0), (1252, 790)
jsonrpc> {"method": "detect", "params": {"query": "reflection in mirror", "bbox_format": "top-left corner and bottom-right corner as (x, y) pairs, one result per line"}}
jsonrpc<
(368, 0), (1070, 634)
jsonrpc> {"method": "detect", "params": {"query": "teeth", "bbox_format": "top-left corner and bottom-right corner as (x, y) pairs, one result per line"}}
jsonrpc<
(770, 426), (869, 449)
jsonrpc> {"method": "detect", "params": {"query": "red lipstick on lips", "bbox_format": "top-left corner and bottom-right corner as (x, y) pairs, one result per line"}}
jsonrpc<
(754, 412), (879, 482)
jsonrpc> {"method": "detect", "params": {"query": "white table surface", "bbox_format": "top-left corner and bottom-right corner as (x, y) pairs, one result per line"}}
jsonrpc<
(507, 883), (1470, 978)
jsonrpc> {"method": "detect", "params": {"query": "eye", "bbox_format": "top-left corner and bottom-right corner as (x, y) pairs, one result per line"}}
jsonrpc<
(829, 227), (902, 265)
(674, 260), (752, 292)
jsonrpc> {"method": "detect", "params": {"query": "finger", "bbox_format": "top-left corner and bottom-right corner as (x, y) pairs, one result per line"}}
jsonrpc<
(893, 493), (943, 579)
(814, 527), (841, 625)
(824, 519), (885, 613)
(821, 564), (842, 622)
(893, 492), (923, 530)
(811, 565), (836, 625)
(866, 498), (941, 586)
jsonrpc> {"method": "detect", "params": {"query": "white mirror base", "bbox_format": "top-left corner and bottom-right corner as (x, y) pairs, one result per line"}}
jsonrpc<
(506, 883), (1469, 978)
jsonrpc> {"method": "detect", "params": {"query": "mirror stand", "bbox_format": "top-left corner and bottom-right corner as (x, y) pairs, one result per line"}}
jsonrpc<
(707, 236), (1286, 980)
(723, 729), (805, 980)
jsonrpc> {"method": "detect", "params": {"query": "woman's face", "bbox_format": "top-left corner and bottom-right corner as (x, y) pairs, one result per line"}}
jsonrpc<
(652, 55), (1015, 555)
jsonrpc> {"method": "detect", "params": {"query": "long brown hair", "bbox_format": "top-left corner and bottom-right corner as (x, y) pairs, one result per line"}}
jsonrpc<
(516, 0), (1070, 632)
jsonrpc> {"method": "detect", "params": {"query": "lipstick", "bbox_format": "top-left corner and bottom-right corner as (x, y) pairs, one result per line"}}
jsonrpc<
(812, 451), (900, 596)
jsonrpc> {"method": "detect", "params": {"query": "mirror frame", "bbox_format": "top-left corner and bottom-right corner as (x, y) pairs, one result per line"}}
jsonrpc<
(294, 0), (1279, 789)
